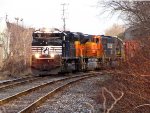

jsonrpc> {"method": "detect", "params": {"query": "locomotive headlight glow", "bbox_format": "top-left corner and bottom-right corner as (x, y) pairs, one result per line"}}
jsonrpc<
(34, 53), (40, 59)
(50, 53), (55, 58)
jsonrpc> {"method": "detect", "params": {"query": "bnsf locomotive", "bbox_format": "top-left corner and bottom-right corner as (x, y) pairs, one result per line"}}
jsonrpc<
(31, 28), (124, 75)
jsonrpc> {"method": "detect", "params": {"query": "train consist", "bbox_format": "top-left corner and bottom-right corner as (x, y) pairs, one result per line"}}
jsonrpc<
(31, 28), (124, 75)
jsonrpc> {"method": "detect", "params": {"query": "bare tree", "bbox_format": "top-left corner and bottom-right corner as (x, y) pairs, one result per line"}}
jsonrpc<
(98, 2), (150, 112)
(0, 31), (10, 58)
(99, 1), (150, 38)
(105, 24), (125, 37)
(2, 22), (33, 74)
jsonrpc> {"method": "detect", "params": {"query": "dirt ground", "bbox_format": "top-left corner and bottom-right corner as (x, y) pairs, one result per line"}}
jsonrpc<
(0, 68), (32, 81)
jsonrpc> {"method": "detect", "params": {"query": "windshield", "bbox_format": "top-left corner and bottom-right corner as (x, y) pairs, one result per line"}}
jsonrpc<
(32, 33), (62, 46)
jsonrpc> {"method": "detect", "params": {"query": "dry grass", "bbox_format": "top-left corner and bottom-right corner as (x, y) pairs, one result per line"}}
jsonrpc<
(122, 38), (150, 76)
(95, 38), (150, 112)
(94, 71), (150, 113)
(102, 87), (124, 113)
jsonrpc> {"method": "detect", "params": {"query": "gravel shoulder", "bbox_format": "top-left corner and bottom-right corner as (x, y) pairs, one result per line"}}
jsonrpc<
(35, 70), (150, 113)
(35, 72), (111, 113)
(0, 70), (149, 113)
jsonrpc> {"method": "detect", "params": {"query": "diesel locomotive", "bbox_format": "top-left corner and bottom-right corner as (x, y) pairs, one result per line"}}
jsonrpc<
(31, 28), (124, 75)
(31, 28), (63, 75)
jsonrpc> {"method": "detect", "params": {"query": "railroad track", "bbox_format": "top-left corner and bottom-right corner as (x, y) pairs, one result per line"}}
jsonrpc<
(0, 72), (102, 113)
(0, 76), (36, 87)
(0, 76), (41, 90)
(0, 75), (63, 103)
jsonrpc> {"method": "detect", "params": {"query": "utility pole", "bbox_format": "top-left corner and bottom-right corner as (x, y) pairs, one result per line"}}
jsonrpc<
(15, 17), (19, 33)
(20, 18), (26, 66)
(20, 18), (23, 27)
(15, 17), (19, 26)
(15, 17), (23, 31)
(20, 18), (24, 31)
(5, 14), (8, 22)
(61, 3), (67, 31)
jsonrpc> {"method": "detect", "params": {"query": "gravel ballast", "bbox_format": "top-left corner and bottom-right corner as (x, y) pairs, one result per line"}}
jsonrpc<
(34, 73), (110, 113)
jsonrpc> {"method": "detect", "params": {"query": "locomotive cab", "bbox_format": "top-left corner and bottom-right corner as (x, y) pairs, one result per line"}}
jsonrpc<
(74, 35), (103, 58)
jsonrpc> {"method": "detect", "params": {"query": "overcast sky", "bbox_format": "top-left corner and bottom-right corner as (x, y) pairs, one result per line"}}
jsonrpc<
(0, 0), (123, 34)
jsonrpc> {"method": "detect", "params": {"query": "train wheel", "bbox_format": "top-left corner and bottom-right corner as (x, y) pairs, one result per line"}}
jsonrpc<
(75, 59), (80, 72)
(60, 60), (69, 73)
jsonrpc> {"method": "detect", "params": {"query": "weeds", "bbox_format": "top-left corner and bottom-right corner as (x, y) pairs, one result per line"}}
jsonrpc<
(102, 87), (124, 113)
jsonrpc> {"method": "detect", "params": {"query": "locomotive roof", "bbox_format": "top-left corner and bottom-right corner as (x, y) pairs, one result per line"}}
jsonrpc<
(33, 30), (62, 34)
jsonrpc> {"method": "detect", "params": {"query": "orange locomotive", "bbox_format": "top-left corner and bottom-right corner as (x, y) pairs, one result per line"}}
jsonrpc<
(75, 35), (103, 58)
(61, 33), (104, 72)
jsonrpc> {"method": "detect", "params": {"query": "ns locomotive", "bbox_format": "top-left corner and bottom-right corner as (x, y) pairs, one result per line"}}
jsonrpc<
(31, 28), (63, 75)
(30, 28), (124, 75)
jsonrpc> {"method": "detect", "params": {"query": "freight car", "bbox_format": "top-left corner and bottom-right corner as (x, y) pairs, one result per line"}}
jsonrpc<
(124, 40), (139, 60)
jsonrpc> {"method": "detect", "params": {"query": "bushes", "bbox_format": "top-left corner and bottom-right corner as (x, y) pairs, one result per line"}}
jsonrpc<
(123, 37), (150, 76)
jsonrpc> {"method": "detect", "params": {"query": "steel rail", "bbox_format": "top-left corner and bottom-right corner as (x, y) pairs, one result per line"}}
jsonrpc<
(19, 72), (101, 113)
(0, 77), (41, 90)
(0, 76), (36, 86)
(0, 72), (101, 107)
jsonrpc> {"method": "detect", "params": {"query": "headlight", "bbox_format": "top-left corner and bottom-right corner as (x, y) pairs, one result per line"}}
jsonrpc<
(50, 53), (55, 58)
(34, 53), (40, 59)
